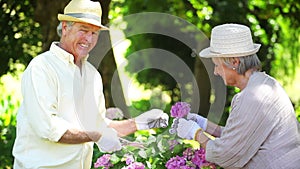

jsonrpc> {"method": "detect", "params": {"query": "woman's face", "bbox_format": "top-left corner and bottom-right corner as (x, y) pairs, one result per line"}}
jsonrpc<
(212, 58), (237, 86)
(61, 22), (100, 62)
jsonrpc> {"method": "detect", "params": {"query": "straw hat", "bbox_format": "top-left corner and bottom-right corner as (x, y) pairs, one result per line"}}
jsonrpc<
(199, 23), (261, 58)
(58, 0), (107, 29)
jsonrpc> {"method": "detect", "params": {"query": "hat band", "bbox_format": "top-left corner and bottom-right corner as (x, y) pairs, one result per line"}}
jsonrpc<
(65, 13), (100, 22)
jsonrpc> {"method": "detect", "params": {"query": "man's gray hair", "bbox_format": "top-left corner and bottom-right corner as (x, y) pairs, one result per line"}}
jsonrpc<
(56, 21), (74, 37)
(221, 54), (262, 75)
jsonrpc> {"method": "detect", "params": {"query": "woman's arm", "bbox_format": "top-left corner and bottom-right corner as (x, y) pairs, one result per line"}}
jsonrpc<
(205, 121), (222, 137)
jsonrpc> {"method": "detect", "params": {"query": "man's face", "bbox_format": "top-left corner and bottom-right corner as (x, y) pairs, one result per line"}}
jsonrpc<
(61, 22), (100, 61)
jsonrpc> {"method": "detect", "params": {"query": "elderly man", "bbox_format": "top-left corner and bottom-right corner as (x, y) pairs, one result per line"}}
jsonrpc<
(176, 23), (300, 168)
(12, 0), (168, 168)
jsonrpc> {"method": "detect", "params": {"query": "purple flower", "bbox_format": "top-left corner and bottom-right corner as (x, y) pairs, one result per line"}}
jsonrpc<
(124, 162), (145, 169)
(192, 148), (216, 169)
(191, 148), (206, 167)
(183, 148), (194, 161)
(165, 155), (187, 169)
(94, 154), (113, 169)
(170, 102), (191, 118)
(124, 154), (135, 165)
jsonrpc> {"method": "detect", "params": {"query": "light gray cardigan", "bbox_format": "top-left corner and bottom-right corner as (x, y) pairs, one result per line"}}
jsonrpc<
(206, 72), (300, 169)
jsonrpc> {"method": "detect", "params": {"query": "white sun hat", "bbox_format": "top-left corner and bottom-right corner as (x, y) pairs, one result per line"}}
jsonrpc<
(58, 0), (108, 29)
(199, 23), (261, 58)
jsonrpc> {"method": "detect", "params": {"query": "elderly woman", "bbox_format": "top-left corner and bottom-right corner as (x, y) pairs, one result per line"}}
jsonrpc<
(176, 23), (300, 168)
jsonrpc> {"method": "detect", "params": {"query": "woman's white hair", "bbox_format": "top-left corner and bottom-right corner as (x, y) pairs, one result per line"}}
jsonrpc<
(221, 54), (262, 75)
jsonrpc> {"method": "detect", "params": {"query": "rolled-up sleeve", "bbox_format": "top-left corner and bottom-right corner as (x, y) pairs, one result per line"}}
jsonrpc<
(22, 62), (71, 142)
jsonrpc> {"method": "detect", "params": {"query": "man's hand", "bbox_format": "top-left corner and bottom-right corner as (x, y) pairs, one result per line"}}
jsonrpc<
(176, 118), (200, 140)
(134, 109), (169, 130)
(95, 127), (121, 153)
(187, 113), (208, 131)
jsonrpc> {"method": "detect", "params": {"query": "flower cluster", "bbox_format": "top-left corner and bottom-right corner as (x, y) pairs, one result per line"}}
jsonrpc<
(122, 154), (145, 169)
(94, 154), (113, 169)
(169, 102), (191, 134)
(123, 162), (145, 169)
(94, 104), (219, 169)
(165, 148), (216, 169)
(170, 102), (191, 118)
(94, 153), (145, 169)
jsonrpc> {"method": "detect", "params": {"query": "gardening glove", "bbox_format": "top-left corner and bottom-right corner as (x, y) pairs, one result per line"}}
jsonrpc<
(134, 109), (169, 130)
(176, 118), (200, 140)
(187, 113), (208, 131)
(96, 126), (122, 153)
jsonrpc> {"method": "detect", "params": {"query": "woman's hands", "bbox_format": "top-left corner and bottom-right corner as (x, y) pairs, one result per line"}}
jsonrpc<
(186, 113), (208, 131)
(176, 118), (200, 140)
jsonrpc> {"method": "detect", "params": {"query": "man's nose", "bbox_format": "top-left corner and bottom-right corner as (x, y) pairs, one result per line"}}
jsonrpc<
(85, 32), (93, 42)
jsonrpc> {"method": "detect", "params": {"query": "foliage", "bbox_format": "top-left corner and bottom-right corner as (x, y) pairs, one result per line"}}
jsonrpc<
(0, 0), (42, 77)
(108, 0), (300, 124)
(0, 65), (23, 169)
(0, 0), (299, 168)
(0, 95), (17, 169)
(92, 101), (220, 169)
(93, 131), (220, 169)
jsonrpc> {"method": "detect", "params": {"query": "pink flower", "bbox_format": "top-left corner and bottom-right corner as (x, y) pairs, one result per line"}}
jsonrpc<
(124, 162), (145, 169)
(165, 155), (187, 169)
(167, 147), (217, 169)
(191, 148), (216, 169)
(170, 102), (191, 118)
(94, 154), (113, 169)
(124, 154), (135, 165)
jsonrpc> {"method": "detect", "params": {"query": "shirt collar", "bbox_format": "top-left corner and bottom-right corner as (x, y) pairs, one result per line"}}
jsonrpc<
(50, 42), (89, 65)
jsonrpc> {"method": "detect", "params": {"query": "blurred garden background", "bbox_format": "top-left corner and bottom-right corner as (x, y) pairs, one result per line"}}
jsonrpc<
(1, 0), (299, 168)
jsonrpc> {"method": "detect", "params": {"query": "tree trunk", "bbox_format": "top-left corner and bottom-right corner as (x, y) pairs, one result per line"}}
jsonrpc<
(193, 57), (227, 124)
(34, 0), (69, 52)
(192, 57), (211, 117)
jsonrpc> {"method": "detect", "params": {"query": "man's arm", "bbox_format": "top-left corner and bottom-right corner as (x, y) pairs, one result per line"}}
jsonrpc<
(57, 119), (137, 144)
(109, 119), (137, 137)
(58, 129), (100, 144)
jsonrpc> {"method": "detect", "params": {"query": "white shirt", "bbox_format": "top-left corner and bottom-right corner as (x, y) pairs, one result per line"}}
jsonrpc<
(13, 42), (108, 169)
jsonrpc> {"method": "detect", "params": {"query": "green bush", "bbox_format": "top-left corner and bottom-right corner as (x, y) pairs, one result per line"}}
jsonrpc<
(0, 95), (18, 169)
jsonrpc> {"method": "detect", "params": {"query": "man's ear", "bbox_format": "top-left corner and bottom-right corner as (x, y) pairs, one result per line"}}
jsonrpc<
(61, 21), (68, 36)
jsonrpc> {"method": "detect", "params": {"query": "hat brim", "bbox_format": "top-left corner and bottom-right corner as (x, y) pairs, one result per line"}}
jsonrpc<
(58, 14), (108, 30)
(199, 43), (261, 58)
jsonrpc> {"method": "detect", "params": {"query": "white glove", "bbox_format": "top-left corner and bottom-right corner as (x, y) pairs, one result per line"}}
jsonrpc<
(187, 113), (208, 131)
(176, 118), (200, 140)
(96, 126), (122, 153)
(134, 109), (169, 130)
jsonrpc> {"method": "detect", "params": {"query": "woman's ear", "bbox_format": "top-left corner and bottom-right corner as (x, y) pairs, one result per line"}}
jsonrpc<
(232, 57), (240, 67)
